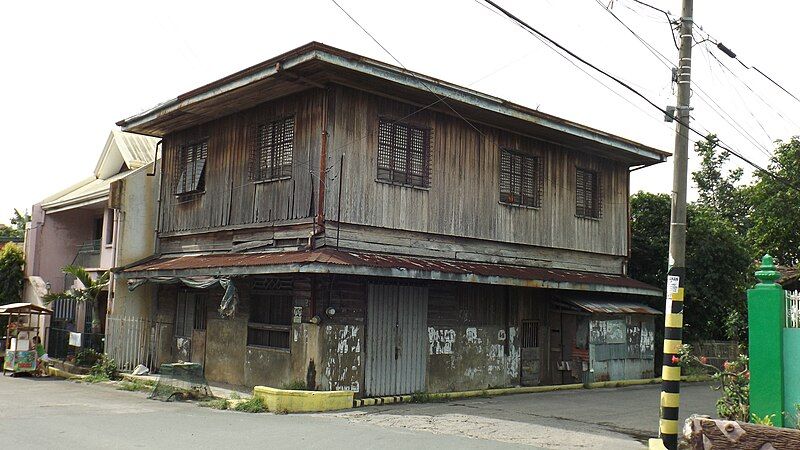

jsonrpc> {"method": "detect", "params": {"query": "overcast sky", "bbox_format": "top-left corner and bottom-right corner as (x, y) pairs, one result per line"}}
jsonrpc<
(2, 0), (798, 225)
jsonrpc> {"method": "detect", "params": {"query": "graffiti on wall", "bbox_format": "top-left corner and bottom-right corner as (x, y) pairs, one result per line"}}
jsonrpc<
(428, 327), (455, 355)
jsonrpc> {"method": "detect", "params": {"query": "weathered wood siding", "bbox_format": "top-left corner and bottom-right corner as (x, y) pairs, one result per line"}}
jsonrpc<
(159, 90), (323, 234)
(325, 86), (629, 257)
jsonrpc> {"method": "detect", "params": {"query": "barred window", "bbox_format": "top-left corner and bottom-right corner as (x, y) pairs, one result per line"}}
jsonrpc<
(520, 320), (540, 348)
(174, 291), (207, 338)
(499, 149), (542, 207)
(250, 116), (294, 182)
(576, 168), (601, 219)
(377, 118), (431, 188)
(175, 140), (208, 195)
(247, 277), (292, 350)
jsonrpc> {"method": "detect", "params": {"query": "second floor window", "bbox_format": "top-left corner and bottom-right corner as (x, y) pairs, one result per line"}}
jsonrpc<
(250, 116), (295, 182)
(499, 149), (542, 208)
(576, 168), (601, 219)
(175, 140), (208, 195)
(377, 118), (431, 188)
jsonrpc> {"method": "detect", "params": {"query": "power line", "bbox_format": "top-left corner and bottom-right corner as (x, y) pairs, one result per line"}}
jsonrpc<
(478, 0), (800, 193)
(330, 0), (485, 138)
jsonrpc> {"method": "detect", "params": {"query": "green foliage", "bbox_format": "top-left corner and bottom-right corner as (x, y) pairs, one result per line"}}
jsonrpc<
(0, 209), (29, 239)
(199, 398), (229, 410)
(678, 345), (750, 421)
(752, 413), (776, 426)
(749, 137), (800, 266)
(0, 243), (24, 304)
(280, 379), (309, 390)
(629, 193), (751, 341)
(232, 396), (267, 413)
(43, 266), (110, 333)
(90, 356), (118, 381)
(410, 392), (435, 403)
(74, 348), (102, 367)
(117, 380), (150, 392)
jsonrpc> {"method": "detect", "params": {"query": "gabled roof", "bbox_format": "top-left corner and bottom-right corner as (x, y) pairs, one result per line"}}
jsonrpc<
(41, 131), (159, 212)
(117, 42), (669, 166)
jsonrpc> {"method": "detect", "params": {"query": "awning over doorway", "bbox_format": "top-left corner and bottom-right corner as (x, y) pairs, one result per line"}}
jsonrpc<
(556, 298), (662, 315)
(123, 248), (661, 297)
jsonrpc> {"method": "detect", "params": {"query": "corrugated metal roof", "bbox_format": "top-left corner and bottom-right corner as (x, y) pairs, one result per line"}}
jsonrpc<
(0, 303), (52, 315)
(112, 131), (158, 167)
(125, 248), (661, 295)
(561, 298), (661, 315)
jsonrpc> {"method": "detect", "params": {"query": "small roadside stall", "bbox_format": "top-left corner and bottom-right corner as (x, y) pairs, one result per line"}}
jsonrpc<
(1, 303), (52, 376)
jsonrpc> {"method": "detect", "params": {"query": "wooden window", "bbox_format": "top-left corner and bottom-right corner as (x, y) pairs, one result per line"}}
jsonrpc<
(249, 116), (294, 182)
(175, 140), (208, 195)
(248, 281), (292, 349)
(499, 149), (542, 207)
(174, 292), (207, 338)
(377, 118), (431, 188)
(521, 320), (540, 348)
(576, 168), (601, 219)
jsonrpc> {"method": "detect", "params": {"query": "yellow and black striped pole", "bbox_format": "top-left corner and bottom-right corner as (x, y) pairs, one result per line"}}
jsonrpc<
(658, 268), (685, 450)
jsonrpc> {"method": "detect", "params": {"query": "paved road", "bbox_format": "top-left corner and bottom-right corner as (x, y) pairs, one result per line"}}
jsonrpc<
(0, 375), (719, 449)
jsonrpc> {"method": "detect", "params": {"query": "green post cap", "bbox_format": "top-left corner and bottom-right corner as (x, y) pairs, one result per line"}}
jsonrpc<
(755, 254), (781, 285)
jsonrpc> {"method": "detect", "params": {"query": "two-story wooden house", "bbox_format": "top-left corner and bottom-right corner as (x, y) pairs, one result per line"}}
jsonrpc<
(119, 42), (667, 396)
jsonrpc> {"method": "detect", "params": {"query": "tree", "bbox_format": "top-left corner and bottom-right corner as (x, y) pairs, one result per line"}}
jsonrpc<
(43, 265), (109, 333)
(0, 243), (24, 304)
(0, 209), (30, 239)
(749, 137), (800, 266)
(628, 192), (751, 341)
(691, 135), (752, 237)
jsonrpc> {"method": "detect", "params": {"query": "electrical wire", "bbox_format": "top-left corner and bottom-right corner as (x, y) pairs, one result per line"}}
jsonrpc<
(479, 0), (800, 193)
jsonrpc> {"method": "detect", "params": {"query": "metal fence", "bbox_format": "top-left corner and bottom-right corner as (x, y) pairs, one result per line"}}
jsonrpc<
(787, 290), (800, 328)
(47, 327), (105, 360)
(105, 316), (166, 372)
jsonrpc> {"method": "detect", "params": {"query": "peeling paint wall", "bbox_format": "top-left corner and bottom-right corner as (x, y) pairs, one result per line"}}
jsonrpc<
(589, 314), (655, 381)
(320, 324), (363, 393)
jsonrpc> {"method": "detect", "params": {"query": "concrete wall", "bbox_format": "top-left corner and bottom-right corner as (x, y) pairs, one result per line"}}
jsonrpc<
(427, 324), (519, 392)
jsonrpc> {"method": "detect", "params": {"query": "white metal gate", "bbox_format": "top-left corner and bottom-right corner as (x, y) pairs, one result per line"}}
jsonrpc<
(364, 284), (428, 396)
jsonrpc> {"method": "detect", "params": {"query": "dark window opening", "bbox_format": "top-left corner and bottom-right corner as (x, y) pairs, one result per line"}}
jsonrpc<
(248, 282), (292, 349)
(93, 217), (103, 242)
(521, 320), (540, 348)
(175, 140), (208, 195)
(576, 168), (601, 219)
(104, 209), (114, 246)
(499, 149), (542, 207)
(377, 118), (431, 188)
(249, 116), (295, 182)
(175, 291), (207, 338)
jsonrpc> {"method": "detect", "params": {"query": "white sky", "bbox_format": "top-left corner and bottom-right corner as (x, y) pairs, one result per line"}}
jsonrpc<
(2, 0), (798, 225)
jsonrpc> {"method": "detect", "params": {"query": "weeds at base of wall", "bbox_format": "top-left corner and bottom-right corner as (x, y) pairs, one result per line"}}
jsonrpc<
(116, 380), (150, 392)
(232, 396), (268, 413)
(280, 379), (310, 390)
(199, 398), (229, 410)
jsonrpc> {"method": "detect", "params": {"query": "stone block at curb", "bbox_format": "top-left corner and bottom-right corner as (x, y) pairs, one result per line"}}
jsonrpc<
(47, 366), (86, 380)
(253, 386), (354, 413)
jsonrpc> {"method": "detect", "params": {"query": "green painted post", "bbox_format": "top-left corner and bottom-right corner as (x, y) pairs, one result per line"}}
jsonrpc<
(748, 254), (785, 426)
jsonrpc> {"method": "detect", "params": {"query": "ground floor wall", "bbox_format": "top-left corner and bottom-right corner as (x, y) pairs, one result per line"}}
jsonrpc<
(143, 275), (657, 396)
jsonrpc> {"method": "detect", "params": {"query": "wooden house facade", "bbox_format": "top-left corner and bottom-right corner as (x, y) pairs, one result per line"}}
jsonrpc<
(120, 43), (667, 395)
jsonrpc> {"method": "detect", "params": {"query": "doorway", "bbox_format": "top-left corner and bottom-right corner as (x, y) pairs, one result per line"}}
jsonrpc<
(364, 284), (428, 397)
(174, 291), (208, 368)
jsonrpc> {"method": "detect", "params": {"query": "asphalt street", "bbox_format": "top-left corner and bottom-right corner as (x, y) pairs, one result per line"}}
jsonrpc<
(0, 374), (719, 449)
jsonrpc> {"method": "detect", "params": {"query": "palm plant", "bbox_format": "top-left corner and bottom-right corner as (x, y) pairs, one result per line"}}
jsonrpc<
(43, 265), (109, 333)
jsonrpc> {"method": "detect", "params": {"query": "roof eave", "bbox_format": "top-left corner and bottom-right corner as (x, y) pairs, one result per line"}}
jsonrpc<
(117, 44), (669, 164)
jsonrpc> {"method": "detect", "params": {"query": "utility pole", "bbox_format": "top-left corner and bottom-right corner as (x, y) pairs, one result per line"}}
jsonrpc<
(654, 0), (693, 449)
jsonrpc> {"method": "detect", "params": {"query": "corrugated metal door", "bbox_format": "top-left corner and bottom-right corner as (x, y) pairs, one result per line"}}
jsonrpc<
(365, 284), (428, 396)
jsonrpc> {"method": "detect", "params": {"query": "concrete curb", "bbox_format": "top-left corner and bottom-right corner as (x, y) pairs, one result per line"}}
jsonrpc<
(352, 375), (713, 407)
(254, 386), (354, 413)
(47, 366), (87, 380)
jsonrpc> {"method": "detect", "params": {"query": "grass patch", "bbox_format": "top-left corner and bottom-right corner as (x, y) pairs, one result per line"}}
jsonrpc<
(232, 396), (268, 413)
(82, 373), (111, 384)
(280, 379), (308, 390)
(410, 392), (438, 403)
(117, 380), (150, 392)
(199, 398), (229, 410)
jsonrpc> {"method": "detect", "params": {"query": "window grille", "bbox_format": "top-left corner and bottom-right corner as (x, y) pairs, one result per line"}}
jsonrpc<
(377, 118), (431, 188)
(247, 278), (293, 349)
(175, 140), (208, 195)
(175, 292), (207, 338)
(499, 149), (542, 207)
(576, 168), (601, 218)
(521, 320), (540, 348)
(249, 116), (294, 182)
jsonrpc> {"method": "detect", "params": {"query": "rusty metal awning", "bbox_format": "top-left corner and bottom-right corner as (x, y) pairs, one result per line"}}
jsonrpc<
(0, 303), (53, 315)
(558, 298), (662, 315)
(124, 248), (661, 297)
